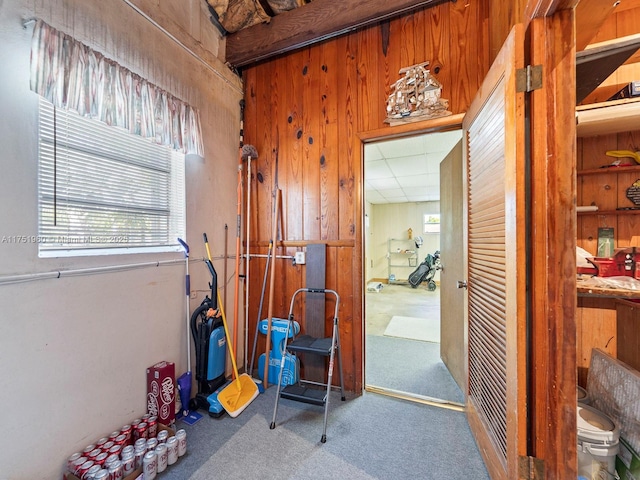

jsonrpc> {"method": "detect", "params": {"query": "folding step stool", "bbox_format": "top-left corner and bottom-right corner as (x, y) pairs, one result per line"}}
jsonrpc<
(269, 287), (346, 443)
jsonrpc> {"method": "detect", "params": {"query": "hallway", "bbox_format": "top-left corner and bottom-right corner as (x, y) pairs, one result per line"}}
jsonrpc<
(365, 283), (464, 404)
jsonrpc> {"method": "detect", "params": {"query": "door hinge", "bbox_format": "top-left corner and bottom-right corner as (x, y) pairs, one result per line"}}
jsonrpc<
(518, 455), (545, 480)
(516, 64), (542, 92)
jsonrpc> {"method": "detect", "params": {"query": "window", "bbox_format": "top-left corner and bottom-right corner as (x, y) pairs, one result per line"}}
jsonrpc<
(423, 214), (441, 234)
(38, 98), (185, 256)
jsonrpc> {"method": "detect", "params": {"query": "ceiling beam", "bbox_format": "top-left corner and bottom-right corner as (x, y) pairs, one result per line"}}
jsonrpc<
(225, 0), (453, 68)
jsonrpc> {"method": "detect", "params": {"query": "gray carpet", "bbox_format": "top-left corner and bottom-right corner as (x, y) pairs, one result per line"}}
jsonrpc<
(365, 334), (465, 404)
(160, 384), (489, 479)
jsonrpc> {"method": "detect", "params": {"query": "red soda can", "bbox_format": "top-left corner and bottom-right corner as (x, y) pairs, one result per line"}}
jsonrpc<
(108, 430), (120, 441)
(114, 433), (127, 446)
(70, 455), (86, 475)
(77, 460), (94, 479)
(88, 448), (102, 460)
(82, 445), (96, 456)
(101, 441), (115, 453)
(95, 437), (108, 449)
(136, 422), (148, 440)
(120, 424), (132, 445)
(94, 451), (108, 468)
(147, 416), (158, 438)
(67, 452), (82, 473)
(108, 444), (122, 457)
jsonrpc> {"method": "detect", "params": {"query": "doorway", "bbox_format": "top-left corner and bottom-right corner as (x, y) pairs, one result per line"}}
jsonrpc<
(363, 130), (464, 406)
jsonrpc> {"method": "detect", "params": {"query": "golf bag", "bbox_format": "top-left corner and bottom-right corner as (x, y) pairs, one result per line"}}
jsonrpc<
(408, 250), (441, 290)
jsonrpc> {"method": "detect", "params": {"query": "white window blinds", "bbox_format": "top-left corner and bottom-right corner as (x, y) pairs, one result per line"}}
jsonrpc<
(38, 98), (185, 256)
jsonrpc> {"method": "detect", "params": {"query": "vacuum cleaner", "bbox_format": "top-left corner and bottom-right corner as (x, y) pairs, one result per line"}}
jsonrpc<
(189, 254), (228, 417)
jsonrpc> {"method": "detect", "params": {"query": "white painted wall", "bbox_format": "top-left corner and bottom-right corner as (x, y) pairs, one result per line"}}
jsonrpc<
(367, 202), (441, 283)
(0, 1), (242, 477)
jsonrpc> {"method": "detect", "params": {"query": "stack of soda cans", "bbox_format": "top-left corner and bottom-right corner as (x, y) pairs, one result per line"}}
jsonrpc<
(65, 414), (187, 480)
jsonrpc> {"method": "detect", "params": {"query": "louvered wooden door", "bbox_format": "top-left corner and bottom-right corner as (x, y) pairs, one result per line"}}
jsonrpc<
(462, 25), (527, 480)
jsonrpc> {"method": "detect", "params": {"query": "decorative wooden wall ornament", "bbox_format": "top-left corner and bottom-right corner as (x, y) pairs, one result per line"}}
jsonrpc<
(384, 61), (452, 125)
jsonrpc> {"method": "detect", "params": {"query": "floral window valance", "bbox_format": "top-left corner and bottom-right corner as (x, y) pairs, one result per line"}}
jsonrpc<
(30, 20), (204, 156)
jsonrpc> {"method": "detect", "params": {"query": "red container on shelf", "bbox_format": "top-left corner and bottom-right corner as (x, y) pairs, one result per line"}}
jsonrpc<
(146, 361), (175, 425)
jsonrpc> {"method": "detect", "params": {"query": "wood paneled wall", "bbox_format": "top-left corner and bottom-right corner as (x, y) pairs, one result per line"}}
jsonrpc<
(241, 1), (489, 392)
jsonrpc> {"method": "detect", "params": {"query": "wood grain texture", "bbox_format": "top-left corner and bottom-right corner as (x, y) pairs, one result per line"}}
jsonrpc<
(242, 1), (487, 393)
(529, 12), (578, 480)
(226, 0), (453, 67)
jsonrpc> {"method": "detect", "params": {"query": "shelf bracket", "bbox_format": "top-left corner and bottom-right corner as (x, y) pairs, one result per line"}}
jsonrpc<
(516, 65), (542, 93)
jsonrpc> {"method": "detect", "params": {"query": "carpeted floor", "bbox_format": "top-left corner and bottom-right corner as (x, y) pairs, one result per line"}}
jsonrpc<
(383, 315), (440, 343)
(160, 384), (489, 480)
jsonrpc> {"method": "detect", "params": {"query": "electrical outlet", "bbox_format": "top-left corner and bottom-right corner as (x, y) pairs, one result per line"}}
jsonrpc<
(295, 251), (306, 265)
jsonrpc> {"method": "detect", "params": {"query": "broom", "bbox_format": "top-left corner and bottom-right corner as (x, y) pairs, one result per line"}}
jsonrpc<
(205, 234), (259, 418)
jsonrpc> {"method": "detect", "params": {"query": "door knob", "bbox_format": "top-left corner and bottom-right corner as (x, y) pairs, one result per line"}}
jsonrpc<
(456, 280), (468, 289)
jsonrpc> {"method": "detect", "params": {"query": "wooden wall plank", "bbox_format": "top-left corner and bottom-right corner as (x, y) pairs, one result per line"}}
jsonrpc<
(284, 51), (304, 241)
(320, 41), (340, 241)
(242, 2), (487, 393)
(529, 12), (578, 479)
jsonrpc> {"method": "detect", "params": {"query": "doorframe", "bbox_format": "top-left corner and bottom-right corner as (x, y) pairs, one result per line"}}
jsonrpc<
(357, 114), (465, 394)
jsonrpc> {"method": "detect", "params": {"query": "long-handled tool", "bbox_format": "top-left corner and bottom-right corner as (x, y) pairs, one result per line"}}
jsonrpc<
(262, 150), (280, 388)
(232, 100), (245, 363)
(243, 144), (258, 372)
(249, 239), (273, 376)
(204, 233), (259, 418)
(176, 238), (194, 417)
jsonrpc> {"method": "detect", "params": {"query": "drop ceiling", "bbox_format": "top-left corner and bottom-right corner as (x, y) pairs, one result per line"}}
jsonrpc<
(364, 129), (462, 204)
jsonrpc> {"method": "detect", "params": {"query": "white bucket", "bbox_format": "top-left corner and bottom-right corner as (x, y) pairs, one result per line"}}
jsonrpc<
(577, 386), (591, 405)
(577, 404), (619, 480)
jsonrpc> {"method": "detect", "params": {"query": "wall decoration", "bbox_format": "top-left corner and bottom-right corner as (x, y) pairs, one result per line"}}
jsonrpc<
(385, 62), (451, 125)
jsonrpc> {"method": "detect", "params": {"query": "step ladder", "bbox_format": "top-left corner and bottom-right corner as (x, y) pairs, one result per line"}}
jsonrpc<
(269, 288), (345, 443)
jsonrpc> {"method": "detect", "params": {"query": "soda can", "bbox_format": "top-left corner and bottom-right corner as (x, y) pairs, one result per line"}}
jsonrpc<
(142, 451), (157, 480)
(87, 448), (101, 460)
(107, 459), (123, 480)
(176, 429), (187, 456)
(114, 433), (127, 446)
(133, 446), (146, 470)
(154, 444), (168, 473)
(93, 470), (109, 480)
(108, 444), (122, 457)
(135, 422), (148, 441)
(94, 452), (108, 468)
(134, 438), (147, 450)
(121, 445), (134, 458)
(120, 451), (135, 477)
(84, 464), (101, 480)
(71, 456), (87, 475)
(82, 445), (96, 456)
(95, 437), (108, 449)
(108, 431), (120, 441)
(141, 413), (150, 422)
(147, 415), (158, 438)
(166, 436), (178, 465)
(120, 424), (132, 445)
(104, 453), (119, 469)
(101, 441), (115, 453)
(146, 438), (158, 453)
(67, 453), (83, 473)
(156, 430), (168, 444)
(77, 460), (94, 479)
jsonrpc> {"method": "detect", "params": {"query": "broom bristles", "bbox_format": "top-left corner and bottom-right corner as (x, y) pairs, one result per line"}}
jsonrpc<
(242, 144), (258, 160)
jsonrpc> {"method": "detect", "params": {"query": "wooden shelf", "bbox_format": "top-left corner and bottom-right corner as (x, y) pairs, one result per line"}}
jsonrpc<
(576, 97), (640, 137)
(577, 209), (640, 216)
(577, 165), (640, 176)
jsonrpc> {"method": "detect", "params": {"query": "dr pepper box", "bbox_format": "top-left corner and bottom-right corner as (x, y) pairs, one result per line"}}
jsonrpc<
(146, 361), (175, 425)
